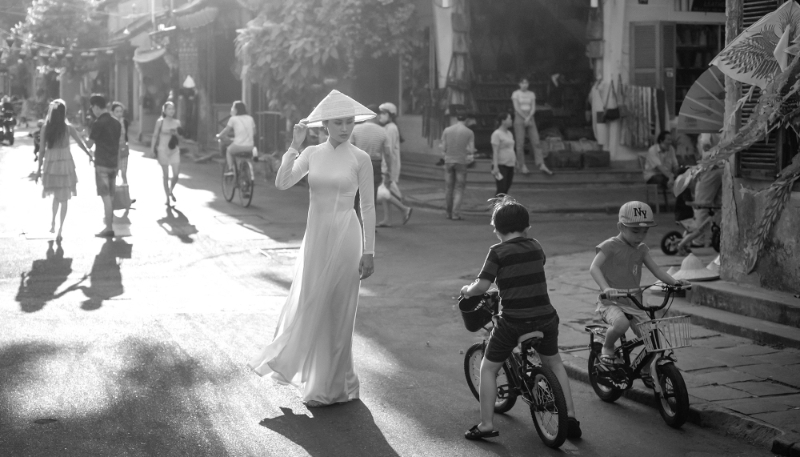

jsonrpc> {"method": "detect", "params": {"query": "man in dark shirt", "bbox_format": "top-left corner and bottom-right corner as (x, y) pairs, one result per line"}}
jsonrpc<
(83, 94), (121, 238)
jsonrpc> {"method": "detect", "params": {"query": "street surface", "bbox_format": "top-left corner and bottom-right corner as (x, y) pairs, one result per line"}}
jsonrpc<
(0, 132), (773, 456)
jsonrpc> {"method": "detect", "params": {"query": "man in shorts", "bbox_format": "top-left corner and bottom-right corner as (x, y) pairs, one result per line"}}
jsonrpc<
(83, 94), (121, 238)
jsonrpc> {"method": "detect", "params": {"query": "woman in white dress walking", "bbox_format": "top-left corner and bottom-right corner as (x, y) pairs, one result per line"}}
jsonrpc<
(249, 90), (376, 407)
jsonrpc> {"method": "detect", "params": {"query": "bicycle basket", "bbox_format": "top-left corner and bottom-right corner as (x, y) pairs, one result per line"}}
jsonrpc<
(636, 315), (692, 352)
(458, 293), (498, 332)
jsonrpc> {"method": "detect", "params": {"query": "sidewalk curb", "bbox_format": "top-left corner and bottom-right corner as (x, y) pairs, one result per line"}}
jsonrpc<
(404, 196), (615, 215)
(561, 357), (795, 454)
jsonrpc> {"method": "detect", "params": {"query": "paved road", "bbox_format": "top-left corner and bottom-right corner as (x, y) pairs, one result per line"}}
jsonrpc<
(0, 134), (772, 456)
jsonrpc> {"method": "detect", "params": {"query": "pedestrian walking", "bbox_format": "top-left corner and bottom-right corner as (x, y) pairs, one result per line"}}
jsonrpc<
(111, 102), (135, 206)
(249, 90), (377, 407)
(35, 99), (92, 242)
(151, 101), (183, 206)
(376, 102), (412, 226)
(350, 109), (392, 220)
(216, 100), (256, 174)
(441, 111), (475, 220)
(492, 112), (517, 196)
(512, 77), (553, 176)
(82, 94), (121, 238)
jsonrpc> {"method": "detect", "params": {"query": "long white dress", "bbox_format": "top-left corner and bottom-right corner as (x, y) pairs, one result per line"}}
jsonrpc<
(249, 140), (376, 404)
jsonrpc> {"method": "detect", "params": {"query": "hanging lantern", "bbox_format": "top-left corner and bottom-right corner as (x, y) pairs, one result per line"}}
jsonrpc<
(5, 37), (15, 48)
(30, 47), (38, 58)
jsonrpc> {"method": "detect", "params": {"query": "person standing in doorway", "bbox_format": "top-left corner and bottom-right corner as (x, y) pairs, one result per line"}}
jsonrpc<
(440, 112), (475, 220)
(151, 101), (183, 206)
(512, 77), (553, 176)
(492, 112), (516, 196)
(376, 102), (412, 227)
(83, 94), (121, 238)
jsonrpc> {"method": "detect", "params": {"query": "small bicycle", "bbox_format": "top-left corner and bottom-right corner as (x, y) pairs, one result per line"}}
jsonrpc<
(585, 283), (692, 428)
(661, 205), (721, 255)
(460, 291), (568, 448)
(221, 145), (256, 207)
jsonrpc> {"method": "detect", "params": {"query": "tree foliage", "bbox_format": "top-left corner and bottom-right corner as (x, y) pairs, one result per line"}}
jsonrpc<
(0, 0), (32, 32)
(236, 0), (416, 121)
(13, 0), (105, 49)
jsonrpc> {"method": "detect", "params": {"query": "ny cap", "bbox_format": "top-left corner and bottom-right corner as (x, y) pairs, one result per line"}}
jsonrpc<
(619, 201), (657, 227)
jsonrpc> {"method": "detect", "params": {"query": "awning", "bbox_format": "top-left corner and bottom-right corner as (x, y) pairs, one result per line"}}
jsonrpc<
(176, 7), (218, 29)
(133, 47), (166, 63)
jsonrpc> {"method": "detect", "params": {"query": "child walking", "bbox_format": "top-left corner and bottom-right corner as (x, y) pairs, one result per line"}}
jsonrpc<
(460, 195), (581, 441)
(589, 201), (687, 384)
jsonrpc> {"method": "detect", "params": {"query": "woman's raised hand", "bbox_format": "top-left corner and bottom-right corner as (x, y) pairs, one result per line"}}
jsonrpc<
(291, 121), (309, 149)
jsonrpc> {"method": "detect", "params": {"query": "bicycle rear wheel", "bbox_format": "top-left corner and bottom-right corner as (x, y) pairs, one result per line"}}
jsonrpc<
(527, 365), (568, 449)
(464, 342), (517, 414)
(221, 162), (235, 202)
(238, 160), (255, 207)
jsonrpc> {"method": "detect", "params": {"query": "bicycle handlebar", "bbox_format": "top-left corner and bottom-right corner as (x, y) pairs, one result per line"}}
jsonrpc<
(599, 283), (690, 311)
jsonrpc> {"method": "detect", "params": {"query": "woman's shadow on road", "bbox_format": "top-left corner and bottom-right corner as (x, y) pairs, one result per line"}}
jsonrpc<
(259, 401), (399, 457)
(157, 206), (198, 243)
(57, 238), (131, 311)
(15, 240), (72, 313)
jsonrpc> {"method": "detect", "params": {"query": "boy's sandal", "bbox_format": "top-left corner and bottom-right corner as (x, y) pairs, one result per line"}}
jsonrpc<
(597, 354), (622, 370)
(465, 425), (499, 441)
(451, 215), (464, 221)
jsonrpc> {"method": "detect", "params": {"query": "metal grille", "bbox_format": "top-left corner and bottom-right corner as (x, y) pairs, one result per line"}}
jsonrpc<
(738, 0), (782, 180)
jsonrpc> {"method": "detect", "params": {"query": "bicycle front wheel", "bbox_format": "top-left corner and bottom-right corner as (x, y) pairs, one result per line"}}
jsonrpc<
(221, 163), (236, 202)
(238, 160), (255, 207)
(655, 362), (690, 428)
(527, 365), (568, 449)
(463, 342), (517, 414)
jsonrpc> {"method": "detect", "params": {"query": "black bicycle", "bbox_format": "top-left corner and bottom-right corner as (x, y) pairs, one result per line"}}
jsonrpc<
(221, 145), (256, 207)
(460, 291), (568, 448)
(585, 283), (692, 428)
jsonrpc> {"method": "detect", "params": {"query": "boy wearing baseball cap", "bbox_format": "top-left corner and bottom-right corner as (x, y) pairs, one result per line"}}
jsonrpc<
(589, 201), (686, 385)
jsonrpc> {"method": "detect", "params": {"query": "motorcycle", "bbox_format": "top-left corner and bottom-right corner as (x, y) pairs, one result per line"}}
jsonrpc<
(1, 112), (16, 145)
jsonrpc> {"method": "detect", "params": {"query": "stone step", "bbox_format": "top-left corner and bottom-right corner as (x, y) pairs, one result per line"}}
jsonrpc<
(401, 157), (645, 188)
(665, 292), (800, 350)
(691, 281), (800, 329)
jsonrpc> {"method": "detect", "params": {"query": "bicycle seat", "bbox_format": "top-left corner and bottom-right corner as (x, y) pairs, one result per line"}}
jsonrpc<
(518, 331), (544, 345)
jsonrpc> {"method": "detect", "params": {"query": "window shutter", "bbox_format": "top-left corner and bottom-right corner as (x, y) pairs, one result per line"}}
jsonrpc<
(632, 24), (658, 87)
(737, 0), (782, 180)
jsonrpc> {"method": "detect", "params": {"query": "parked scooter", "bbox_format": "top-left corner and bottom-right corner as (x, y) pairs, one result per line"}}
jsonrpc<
(1, 110), (16, 146)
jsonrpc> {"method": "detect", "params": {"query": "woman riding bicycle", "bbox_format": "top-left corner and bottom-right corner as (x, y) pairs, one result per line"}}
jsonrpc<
(217, 100), (256, 175)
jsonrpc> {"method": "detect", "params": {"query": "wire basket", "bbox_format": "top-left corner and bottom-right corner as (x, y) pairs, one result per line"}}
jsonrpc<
(636, 315), (692, 352)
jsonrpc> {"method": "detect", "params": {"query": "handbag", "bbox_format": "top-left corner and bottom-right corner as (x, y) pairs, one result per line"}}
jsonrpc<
(602, 80), (621, 122)
(113, 183), (131, 210)
(168, 134), (179, 150)
(376, 183), (391, 202)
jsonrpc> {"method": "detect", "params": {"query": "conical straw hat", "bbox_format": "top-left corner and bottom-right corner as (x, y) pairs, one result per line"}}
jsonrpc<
(672, 253), (719, 281)
(302, 90), (376, 127)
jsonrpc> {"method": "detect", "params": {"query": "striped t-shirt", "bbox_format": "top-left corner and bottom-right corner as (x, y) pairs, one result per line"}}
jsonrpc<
(478, 237), (556, 319)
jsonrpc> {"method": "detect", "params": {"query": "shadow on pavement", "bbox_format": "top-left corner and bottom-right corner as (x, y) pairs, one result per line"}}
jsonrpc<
(0, 338), (231, 456)
(260, 402), (399, 457)
(60, 238), (130, 311)
(15, 240), (73, 313)
(157, 206), (198, 243)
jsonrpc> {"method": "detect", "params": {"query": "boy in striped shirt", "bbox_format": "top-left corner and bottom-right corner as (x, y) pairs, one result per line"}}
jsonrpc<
(461, 195), (581, 441)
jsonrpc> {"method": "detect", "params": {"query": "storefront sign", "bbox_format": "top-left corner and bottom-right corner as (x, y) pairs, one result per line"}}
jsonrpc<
(691, 0), (725, 13)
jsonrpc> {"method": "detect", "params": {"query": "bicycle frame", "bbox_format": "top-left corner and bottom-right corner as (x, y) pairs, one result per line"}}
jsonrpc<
(587, 284), (686, 392)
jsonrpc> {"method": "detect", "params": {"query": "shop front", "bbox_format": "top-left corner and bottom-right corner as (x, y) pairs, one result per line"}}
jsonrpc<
(598, 0), (725, 161)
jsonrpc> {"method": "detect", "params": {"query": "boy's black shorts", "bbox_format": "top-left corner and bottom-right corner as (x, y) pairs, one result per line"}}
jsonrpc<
(485, 313), (559, 363)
